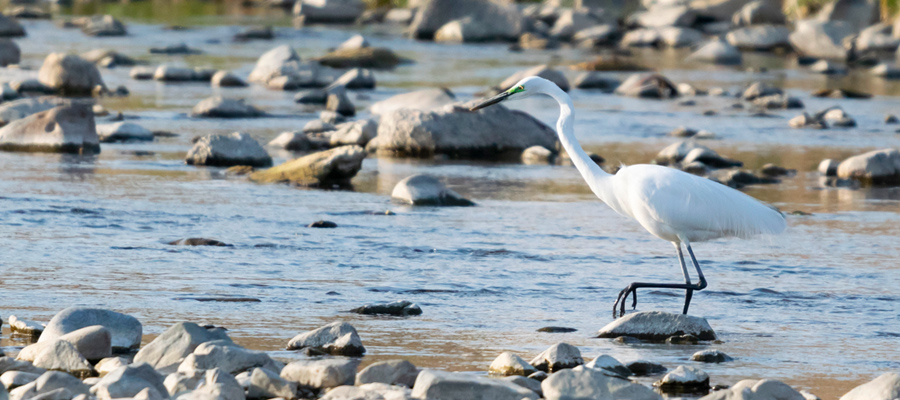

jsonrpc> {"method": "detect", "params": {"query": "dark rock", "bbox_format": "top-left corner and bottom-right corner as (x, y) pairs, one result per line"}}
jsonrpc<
(168, 238), (231, 246)
(149, 43), (201, 55)
(191, 97), (265, 118)
(615, 73), (679, 99)
(537, 327), (577, 333)
(408, 0), (523, 41)
(308, 220), (337, 228)
(654, 365), (710, 394)
(316, 47), (406, 69)
(691, 349), (734, 363)
(350, 300), (422, 316)
(234, 26), (274, 41)
(627, 360), (667, 376)
(665, 334), (699, 344)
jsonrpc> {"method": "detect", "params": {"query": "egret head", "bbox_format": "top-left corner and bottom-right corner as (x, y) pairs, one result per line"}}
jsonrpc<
(470, 76), (546, 111)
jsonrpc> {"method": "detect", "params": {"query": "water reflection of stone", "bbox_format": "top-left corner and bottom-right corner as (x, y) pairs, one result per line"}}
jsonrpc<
(58, 153), (97, 181)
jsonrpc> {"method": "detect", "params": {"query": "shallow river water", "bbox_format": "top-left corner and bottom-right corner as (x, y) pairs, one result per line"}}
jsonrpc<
(1, 4), (900, 399)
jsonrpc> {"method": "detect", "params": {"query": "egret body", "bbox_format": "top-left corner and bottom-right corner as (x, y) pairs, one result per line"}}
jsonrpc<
(471, 76), (786, 317)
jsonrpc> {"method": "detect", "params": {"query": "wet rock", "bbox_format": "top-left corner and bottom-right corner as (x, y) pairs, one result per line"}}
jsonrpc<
(709, 169), (779, 188)
(369, 88), (455, 115)
(211, 71), (247, 87)
(691, 349), (733, 363)
(409, 0), (523, 41)
(412, 369), (538, 400)
(326, 88), (356, 117)
(686, 39), (741, 65)
(742, 81), (781, 100)
(0, 104), (98, 154)
(250, 145), (365, 186)
(597, 311), (717, 342)
(178, 341), (282, 375)
(355, 360), (418, 387)
(293, 0), (365, 24)
(308, 220), (337, 228)
(708, 379), (807, 400)
(886, 114), (899, 124)
(522, 145), (555, 164)
(286, 321), (365, 356)
(191, 97), (265, 118)
(0, 39), (19, 66)
(130, 67), (154, 80)
(489, 352), (537, 377)
(654, 365), (709, 393)
(1, 370), (40, 390)
(672, 143), (741, 168)
(329, 68), (375, 90)
(248, 45), (300, 84)
(149, 43), (201, 55)
(584, 355), (632, 377)
(630, 5), (695, 28)
(295, 89), (328, 105)
(391, 175), (475, 206)
(16, 340), (93, 378)
(350, 300), (421, 316)
(330, 119), (377, 147)
(818, 159), (838, 176)
(529, 343), (583, 373)
(185, 132), (272, 168)
(498, 64), (569, 92)
(666, 334), (699, 344)
(811, 88), (870, 99)
(247, 367), (295, 399)
(234, 25), (273, 41)
(369, 100), (556, 158)
(541, 367), (661, 400)
(337, 34), (369, 51)
(788, 20), (852, 60)
(9, 316), (44, 335)
(280, 359), (358, 390)
(572, 72), (619, 91)
(0, 14), (23, 37)
(753, 94), (803, 109)
(615, 73), (678, 99)
(726, 25), (791, 50)
(134, 322), (231, 374)
(40, 308), (140, 353)
(168, 238), (230, 246)
(836, 148), (900, 185)
(789, 113), (827, 129)
(809, 60), (846, 75)
(81, 15), (126, 36)
(93, 364), (167, 400)
(316, 47), (405, 69)
(819, 107), (856, 127)
(38, 53), (105, 96)
(760, 163), (794, 177)
(841, 372), (900, 400)
(96, 122), (153, 143)
(732, 0), (785, 26)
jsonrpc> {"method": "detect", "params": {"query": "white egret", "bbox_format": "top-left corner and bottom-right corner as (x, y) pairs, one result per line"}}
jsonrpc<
(471, 76), (786, 318)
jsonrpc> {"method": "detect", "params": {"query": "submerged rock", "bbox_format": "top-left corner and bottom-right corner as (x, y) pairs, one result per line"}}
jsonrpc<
(308, 220), (337, 228)
(186, 133), (272, 168)
(286, 321), (365, 356)
(355, 360), (419, 387)
(168, 238), (230, 246)
(280, 358), (359, 390)
(350, 300), (422, 316)
(391, 175), (475, 206)
(529, 343), (583, 373)
(249, 145), (365, 186)
(541, 367), (661, 400)
(654, 365), (710, 393)
(134, 322), (231, 373)
(596, 311), (716, 342)
(836, 148), (900, 185)
(0, 104), (98, 154)
(96, 122), (153, 143)
(489, 352), (537, 377)
(80, 15), (126, 36)
(691, 349), (733, 363)
(412, 369), (538, 400)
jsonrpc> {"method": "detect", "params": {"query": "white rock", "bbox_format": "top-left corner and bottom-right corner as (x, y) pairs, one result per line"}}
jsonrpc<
(337, 34), (369, 51)
(247, 367), (296, 399)
(16, 340), (93, 378)
(541, 367), (660, 400)
(818, 159), (838, 176)
(96, 122), (153, 143)
(529, 343), (583, 373)
(133, 322), (232, 374)
(355, 360), (418, 387)
(391, 175), (474, 206)
(185, 132), (272, 168)
(836, 148), (900, 185)
(8, 316), (44, 335)
(1, 371), (40, 390)
(686, 39), (742, 65)
(280, 359), (358, 390)
(654, 365), (709, 391)
(596, 311), (717, 341)
(95, 357), (129, 377)
(411, 369), (538, 400)
(285, 321), (365, 356)
(489, 352), (537, 376)
(584, 355), (632, 377)
(92, 364), (167, 400)
(177, 341), (282, 375)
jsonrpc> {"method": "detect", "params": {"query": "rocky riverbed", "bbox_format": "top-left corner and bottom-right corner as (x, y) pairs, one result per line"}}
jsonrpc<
(1, 0), (900, 399)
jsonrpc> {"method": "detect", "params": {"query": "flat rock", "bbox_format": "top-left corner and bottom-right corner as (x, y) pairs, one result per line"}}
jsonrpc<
(280, 359), (358, 390)
(355, 360), (418, 387)
(133, 322), (232, 374)
(596, 311), (716, 342)
(38, 53), (105, 96)
(0, 104), (98, 154)
(249, 145), (365, 186)
(8, 316), (44, 335)
(285, 321), (365, 356)
(726, 25), (790, 50)
(391, 175), (474, 206)
(185, 132), (272, 168)
(654, 365), (710, 393)
(168, 238), (230, 246)
(836, 148), (900, 185)
(411, 369), (538, 400)
(529, 343), (583, 373)
(97, 122), (153, 143)
(149, 43), (202, 55)
(191, 97), (265, 118)
(350, 300), (421, 316)
(369, 88), (456, 115)
(489, 352), (537, 377)
(541, 367), (661, 400)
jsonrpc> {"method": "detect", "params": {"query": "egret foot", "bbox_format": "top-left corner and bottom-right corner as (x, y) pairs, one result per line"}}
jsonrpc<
(612, 282), (705, 318)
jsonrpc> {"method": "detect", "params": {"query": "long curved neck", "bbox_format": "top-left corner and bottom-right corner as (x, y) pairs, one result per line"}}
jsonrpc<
(543, 86), (615, 204)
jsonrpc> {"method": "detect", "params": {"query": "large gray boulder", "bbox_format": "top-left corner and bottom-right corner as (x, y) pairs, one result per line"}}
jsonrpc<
(0, 39), (19, 66)
(50, 326), (112, 361)
(409, 0), (524, 41)
(0, 14), (24, 36)
(191, 97), (265, 118)
(368, 101), (556, 158)
(789, 20), (853, 60)
(97, 122), (153, 143)
(497, 65), (569, 92)
(185, 132), (272, 168)
(92, 364), (167, 400)
(177, 341), (282, 375)
(285, 321), (365, 356)
(293, 0), (366, 23)
(391, 175), (475, 206)
(0, 104), (98, 154)
(280, 359), (358, 390)
(39, 307), (141, 352)
(355, 360), (418, 387)
(369, 88), (456, 115)
(726, 25), (790, 50)
(542, 367), (661, 400)
(411, 369), (539, 400)
(133, 322), (232, 374)
(686, 39), (742, 64)
(596, 311), (717, 341)
(529, 343), (583, 373)
(249, 145), (366, 186)
(37, 53), (105, 96)
(836, 148), (900, 185)
(840, 373), (900, 400)
(816, 0), (879, 33)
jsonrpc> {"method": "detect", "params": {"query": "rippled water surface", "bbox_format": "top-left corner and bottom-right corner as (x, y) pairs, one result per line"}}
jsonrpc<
(2, 4), (900, 399)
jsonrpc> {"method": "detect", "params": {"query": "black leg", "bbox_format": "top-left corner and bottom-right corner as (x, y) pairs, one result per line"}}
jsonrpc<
(612, 242), (708, 318)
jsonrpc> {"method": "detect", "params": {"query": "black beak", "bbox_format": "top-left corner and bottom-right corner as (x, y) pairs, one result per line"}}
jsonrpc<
(470, 90), (511, 111)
